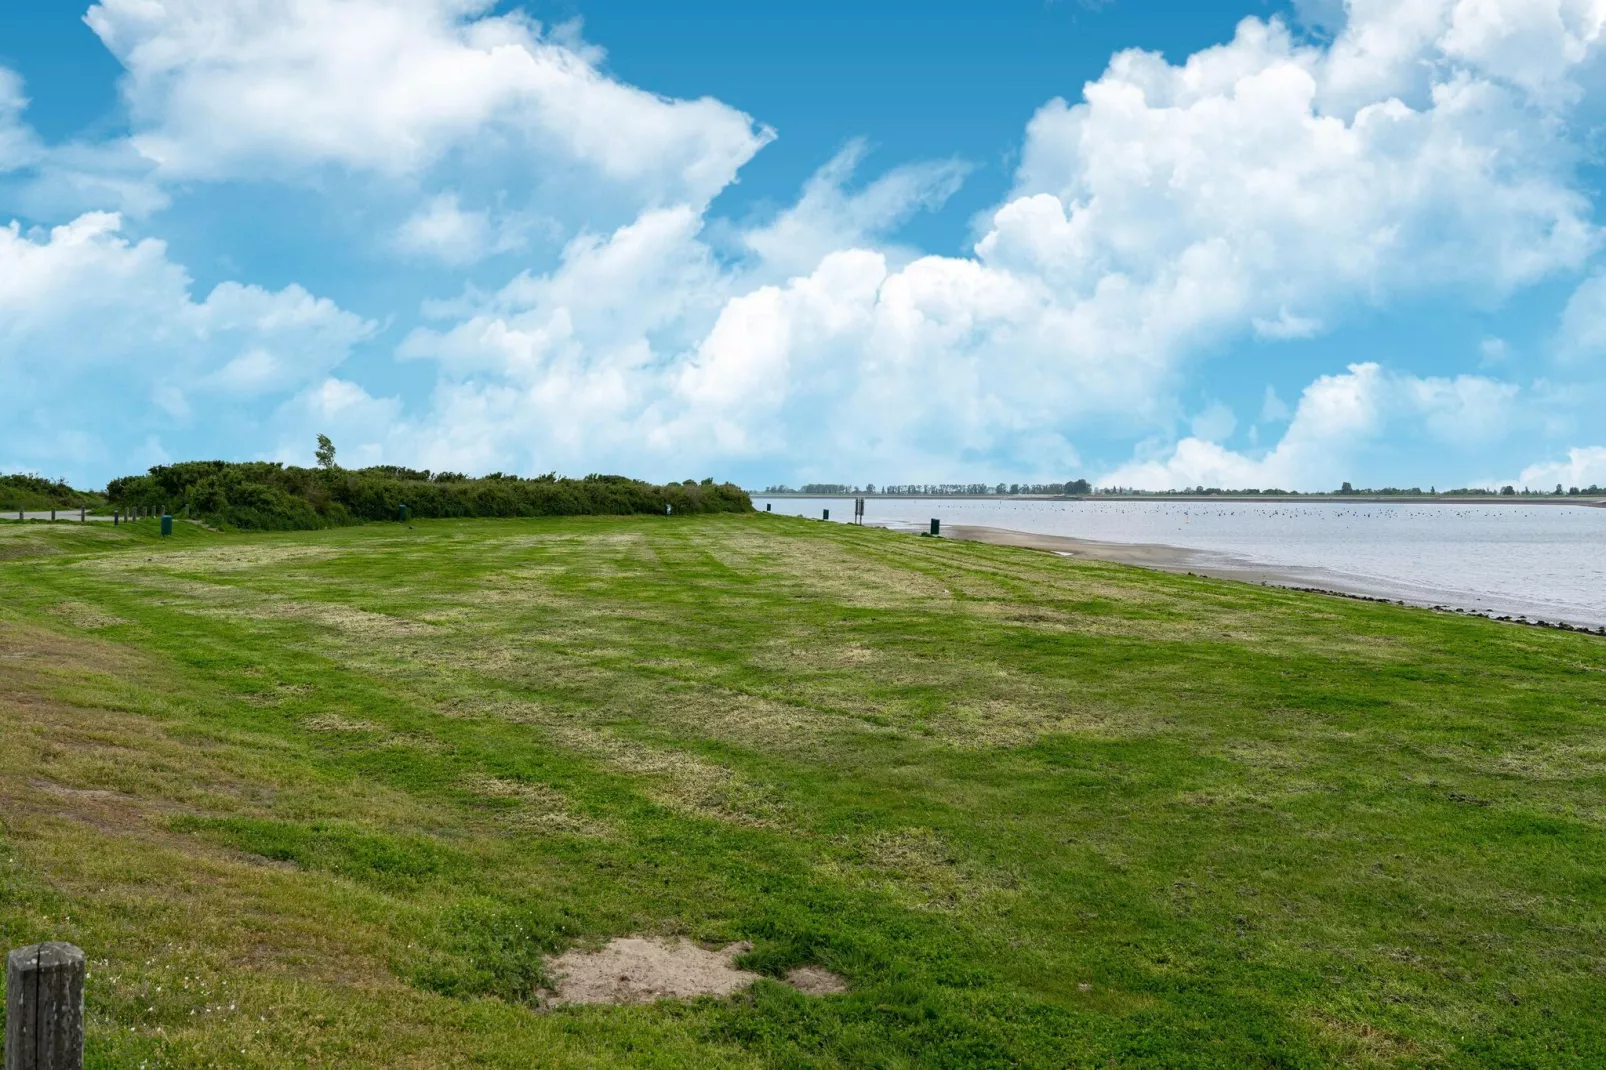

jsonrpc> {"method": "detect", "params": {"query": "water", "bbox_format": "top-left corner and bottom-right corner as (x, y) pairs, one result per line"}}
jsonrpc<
(755, 497), (1606, 628)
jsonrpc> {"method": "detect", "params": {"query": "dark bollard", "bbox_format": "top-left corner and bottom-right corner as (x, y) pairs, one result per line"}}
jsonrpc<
(112, 511), (118, 527)
(49, 510), (54, 522)
(765, 504), (772, 512)
(930, 518), (940, 536)
(5, 942), (85, 1070)
(823, 509), (829, 521)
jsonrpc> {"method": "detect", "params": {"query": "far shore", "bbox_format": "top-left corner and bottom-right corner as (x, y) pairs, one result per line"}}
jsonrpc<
(755, 493), (1606, 506)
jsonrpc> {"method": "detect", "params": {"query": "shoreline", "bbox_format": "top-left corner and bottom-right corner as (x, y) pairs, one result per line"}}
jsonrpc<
(756, 494), (1606, 507)
(941, 524), (1606, 635)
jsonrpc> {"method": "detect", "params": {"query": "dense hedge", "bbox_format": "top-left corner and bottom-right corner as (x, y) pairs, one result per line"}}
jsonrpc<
(105, 462), (751, 531)
(0, 473), (106, 511)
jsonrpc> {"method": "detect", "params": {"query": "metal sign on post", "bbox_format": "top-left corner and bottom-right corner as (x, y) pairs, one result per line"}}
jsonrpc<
(854, 498), (865, 524)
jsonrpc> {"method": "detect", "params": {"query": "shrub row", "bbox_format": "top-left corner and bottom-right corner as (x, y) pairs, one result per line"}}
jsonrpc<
(105, 462), (751, 530)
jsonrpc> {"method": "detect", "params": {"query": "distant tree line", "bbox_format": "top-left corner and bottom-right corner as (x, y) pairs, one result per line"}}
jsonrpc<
(98, 440), (751, 530)
(767, 481), (1095, 496)
(759, 481), (1606, 498)
(0, 473), (107, 511)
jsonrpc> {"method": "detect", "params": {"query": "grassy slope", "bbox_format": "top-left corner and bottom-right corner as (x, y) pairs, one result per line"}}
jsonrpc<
(0, 514), (1601, 1068)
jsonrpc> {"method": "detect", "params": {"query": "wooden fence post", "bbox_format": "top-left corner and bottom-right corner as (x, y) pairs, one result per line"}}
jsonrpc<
(5, 942), (85, 1070)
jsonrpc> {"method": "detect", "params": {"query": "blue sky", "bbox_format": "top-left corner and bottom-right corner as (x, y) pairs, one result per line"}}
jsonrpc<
(3, 0), (1605, 492)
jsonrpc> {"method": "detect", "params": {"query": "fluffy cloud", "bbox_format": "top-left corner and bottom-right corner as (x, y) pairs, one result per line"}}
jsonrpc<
(1556, 271), (1606, 362)
(84, 0), (772, 209)
(373, 3), (1600, 482)
(0, 212), (373, 475)
(0, 69), (39, 172)
(14, 0), (1606, 487)
(739, 141), (971, 278)
(1101, 363), (1522, 489)
(1519, 445), (1606, 488)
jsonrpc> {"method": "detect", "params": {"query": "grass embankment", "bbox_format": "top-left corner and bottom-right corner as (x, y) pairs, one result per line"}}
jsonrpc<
(0, 515), (1601, 1067)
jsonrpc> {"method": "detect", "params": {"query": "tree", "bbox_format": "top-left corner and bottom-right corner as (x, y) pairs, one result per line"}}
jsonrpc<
(1340, 481), (1355, 494)
(315, 434), (337, 470)
(1066, 478), (1091, 496)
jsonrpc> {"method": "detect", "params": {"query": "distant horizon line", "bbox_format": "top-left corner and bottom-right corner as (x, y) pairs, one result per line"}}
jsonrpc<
(752, 487), (1606, 502)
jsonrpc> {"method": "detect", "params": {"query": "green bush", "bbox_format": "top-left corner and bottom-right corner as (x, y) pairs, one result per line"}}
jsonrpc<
(105, 461), (751, 530)
(0, 473), (106, 511)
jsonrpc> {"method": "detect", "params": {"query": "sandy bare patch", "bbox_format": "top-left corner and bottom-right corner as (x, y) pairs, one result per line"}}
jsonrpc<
(784, 965), (848, 995)
(543, 937), (848, 1005)
(543, 938), (758, 1005)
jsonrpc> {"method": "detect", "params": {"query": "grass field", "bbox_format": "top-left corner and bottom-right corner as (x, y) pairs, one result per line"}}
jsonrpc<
(0, 513), (1602, 1067)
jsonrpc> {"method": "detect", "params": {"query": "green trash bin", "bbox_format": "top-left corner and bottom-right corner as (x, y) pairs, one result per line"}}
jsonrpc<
(160, 514), (173, 537)
(399, 504), (409, 522)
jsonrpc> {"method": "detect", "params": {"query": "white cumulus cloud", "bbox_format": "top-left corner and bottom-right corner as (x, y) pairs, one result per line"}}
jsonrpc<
(1102, 363), (1521, 490)
(0, 212), (374, 476)
(380, 3), (1602, 480)
(84, 0), (773, 209)
(1520, 445), (1606, 488)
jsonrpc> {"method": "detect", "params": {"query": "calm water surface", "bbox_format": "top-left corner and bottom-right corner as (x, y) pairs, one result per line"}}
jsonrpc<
(755, 497), (1606, 628)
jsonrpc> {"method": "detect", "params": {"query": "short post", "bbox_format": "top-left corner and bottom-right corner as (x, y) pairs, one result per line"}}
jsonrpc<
(930, 518), (940, 536)
(112, 511), (118, 527)
(78, 508), (84, 522)
(49, 510), (55, 522)
(5, 941), (85, 1070)
(823, 508), (829, 521)
(765, 504), (772, 512)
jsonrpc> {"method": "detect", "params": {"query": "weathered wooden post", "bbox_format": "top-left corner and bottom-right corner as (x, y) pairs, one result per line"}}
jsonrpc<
(5, 942), (85, 1070)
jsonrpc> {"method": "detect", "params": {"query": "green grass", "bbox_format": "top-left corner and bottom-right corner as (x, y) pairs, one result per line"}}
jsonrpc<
(0, 513), (1602, 1067)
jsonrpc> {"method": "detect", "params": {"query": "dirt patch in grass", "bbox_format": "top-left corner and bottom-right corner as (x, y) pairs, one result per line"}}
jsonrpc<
(543, 937), (848, 1005)
(784, 965), (849, 995)
(543, 937), (759, 1005)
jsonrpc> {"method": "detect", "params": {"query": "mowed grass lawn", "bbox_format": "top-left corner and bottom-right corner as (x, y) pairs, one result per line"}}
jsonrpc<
(0, 514), (1602, 1068)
